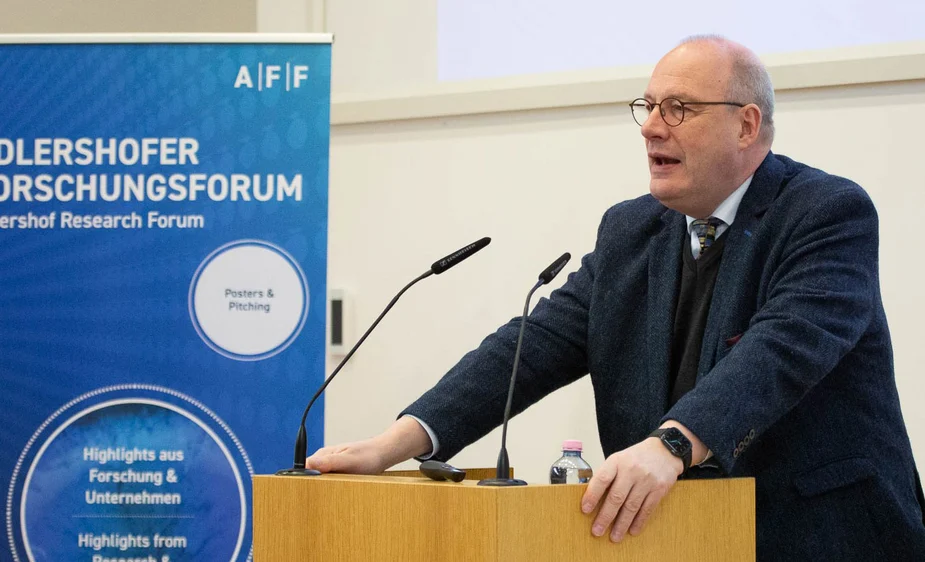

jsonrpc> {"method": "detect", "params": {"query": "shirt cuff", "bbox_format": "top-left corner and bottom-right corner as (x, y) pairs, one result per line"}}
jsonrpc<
(402, 414), (440, 461)
(698, 449), (714, 465)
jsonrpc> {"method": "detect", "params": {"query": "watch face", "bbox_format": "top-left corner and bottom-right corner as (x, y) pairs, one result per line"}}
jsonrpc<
(662, 428), (692, 456)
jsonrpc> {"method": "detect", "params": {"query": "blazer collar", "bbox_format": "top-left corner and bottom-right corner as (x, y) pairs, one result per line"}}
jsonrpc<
(695, 151), (783, 379)
(732, 151), (783, 221)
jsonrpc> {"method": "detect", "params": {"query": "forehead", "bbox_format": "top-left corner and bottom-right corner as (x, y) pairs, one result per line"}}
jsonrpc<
(644, 43), (732, 101)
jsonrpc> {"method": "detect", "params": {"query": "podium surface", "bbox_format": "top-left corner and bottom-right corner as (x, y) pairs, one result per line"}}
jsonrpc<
(253, 473), (754, 561)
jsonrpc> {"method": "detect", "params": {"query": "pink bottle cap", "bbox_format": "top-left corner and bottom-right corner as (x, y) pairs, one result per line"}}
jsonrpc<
(562, 440), (583, 452)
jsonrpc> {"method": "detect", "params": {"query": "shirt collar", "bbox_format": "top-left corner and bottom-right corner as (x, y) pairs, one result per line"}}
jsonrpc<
(685, 175), (754, 230)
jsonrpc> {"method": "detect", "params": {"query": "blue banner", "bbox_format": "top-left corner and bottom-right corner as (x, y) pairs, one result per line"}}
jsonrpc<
(0, 37), (331, 561)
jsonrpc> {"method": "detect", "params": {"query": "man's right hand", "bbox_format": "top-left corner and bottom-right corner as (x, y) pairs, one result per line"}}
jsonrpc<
(304, 415), (432, 474)
(305, 438), (390, 474)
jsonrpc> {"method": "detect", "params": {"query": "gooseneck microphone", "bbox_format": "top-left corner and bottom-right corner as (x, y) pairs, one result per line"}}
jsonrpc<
(478, 252), (571, 486)
(276, 236), (492, 476)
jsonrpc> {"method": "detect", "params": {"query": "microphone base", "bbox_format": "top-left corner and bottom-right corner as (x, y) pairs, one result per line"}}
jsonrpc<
(275, 467), (322, 476)
(477, 477), (527, 487)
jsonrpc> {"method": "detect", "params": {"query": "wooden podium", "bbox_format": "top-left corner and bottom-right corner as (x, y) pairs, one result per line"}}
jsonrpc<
(253, 472), (754, 561)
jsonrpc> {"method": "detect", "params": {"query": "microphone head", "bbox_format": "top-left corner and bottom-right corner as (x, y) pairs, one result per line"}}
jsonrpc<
(538, 252), (571, 284)
(430, 237), (491, 275)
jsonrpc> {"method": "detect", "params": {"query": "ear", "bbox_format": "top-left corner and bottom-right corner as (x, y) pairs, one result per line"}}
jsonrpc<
(738, 104), (763, 148)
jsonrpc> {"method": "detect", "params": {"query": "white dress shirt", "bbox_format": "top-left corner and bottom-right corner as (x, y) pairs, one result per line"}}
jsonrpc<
(686, 175), (752, 258)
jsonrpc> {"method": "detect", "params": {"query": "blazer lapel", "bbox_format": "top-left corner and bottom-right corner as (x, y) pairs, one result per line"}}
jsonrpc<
(697, 152), (784, 379)
(647, 208), (686, 410)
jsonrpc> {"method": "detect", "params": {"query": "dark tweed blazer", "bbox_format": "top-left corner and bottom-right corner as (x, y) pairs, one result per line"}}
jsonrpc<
(403, 152), (925, 561)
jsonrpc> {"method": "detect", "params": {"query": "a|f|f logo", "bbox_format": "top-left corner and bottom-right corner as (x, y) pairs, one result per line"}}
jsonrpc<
(234, 63), (309, 91)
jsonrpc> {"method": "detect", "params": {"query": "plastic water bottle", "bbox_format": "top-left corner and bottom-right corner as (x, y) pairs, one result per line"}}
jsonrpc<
(549, 440), (593, 484)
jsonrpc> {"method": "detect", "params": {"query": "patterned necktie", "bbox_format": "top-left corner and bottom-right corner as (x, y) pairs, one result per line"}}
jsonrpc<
(690, 217), (724, 259)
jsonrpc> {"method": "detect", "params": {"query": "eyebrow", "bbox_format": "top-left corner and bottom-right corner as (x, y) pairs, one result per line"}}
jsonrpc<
(644, 91), (695, 101)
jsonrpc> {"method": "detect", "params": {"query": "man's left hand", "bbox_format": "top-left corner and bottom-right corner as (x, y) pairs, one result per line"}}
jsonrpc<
(580, 437), (684, 542)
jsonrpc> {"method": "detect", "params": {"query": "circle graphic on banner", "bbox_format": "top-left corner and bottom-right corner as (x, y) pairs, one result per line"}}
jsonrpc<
(6, 385), (252, 562)
(189, 239), (308, 361)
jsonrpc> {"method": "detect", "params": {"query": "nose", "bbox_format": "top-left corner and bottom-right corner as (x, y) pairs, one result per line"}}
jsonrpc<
(640, 106), (668, 141)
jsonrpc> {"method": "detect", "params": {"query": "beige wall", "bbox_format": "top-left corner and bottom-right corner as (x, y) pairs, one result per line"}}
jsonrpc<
(327, 0), (434, 95)
(0, 0), (324, 36)
(0, 0), (258, 33)
(325, 0), (925, 483)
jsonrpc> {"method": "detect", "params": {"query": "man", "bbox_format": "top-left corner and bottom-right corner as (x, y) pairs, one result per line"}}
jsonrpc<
(307, 36), (925, 560)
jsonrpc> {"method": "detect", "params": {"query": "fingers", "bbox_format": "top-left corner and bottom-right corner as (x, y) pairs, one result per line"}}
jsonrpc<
(304, 449), (332, 472)
(591, 473), (633, 537)
(628, 489), (665, 537)
(305, 441), (385, 474)
(610, 483), (651, 542)
(305, 445), (342, 472)
(581, 462), (616, 515)
(591, 471), (666, 542)
(304, 456), (328, 472)
(583, 439), (680, 542)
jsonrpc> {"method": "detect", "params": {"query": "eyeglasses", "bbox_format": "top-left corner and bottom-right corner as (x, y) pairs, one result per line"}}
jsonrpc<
(629, 97), (745, 127)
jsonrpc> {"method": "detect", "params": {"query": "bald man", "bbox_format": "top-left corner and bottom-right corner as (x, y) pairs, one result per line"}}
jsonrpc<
(307, 37), (925, 560)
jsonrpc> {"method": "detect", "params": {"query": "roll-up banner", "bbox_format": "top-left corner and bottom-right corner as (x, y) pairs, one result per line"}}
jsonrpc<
(0, 33), (332, 562)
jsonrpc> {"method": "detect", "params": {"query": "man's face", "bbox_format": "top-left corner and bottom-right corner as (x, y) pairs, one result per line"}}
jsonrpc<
(641, 43), (745, 217)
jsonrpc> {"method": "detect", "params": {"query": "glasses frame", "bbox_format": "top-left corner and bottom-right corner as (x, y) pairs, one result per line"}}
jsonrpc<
(629, 97), (746, 127)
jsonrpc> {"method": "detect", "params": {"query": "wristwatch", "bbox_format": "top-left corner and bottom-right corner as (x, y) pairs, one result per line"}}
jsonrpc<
(648, 428), (692, 474)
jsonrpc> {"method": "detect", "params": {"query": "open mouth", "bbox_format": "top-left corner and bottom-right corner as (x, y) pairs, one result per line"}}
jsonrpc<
(653, 156), (681, 166)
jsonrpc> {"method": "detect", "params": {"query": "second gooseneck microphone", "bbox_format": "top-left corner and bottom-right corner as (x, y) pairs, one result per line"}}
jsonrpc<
(478, 252), (571, 486)
(276, 236), (492, 476)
